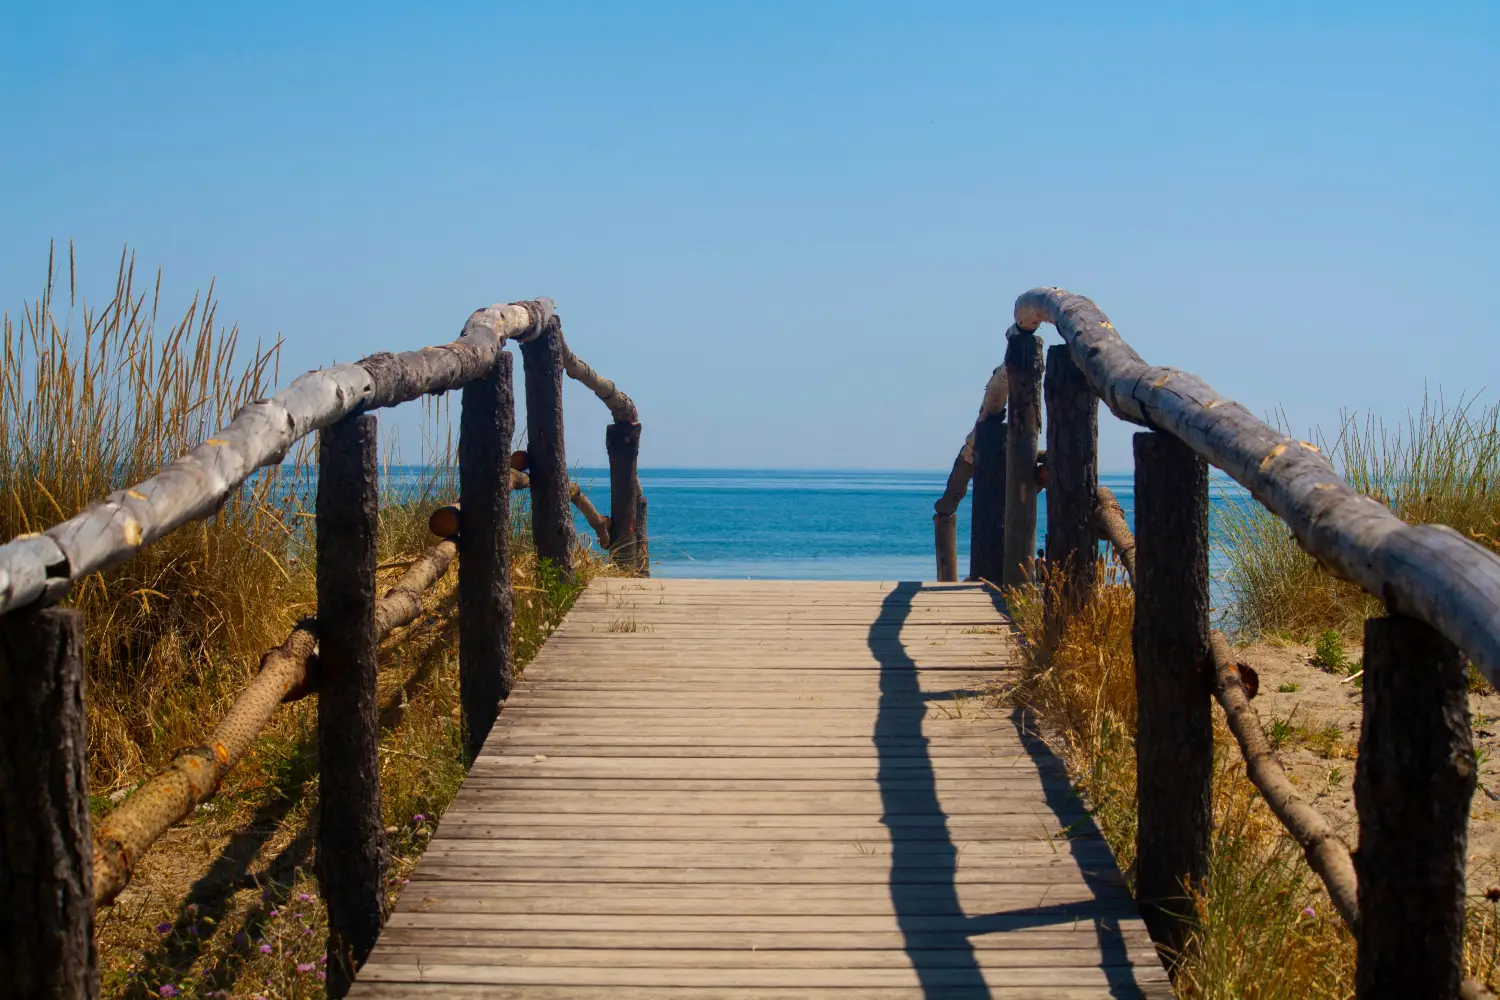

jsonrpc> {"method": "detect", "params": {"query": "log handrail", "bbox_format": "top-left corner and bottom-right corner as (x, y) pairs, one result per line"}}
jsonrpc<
(0, 297), (645, 997)
(933, 365), (1006, 580)
(0, 300), (555, 615)
(1014, 287), (1500, 690)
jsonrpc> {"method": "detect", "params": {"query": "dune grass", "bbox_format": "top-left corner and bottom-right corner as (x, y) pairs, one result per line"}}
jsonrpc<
(1220, 393), (1500, 642)
(4, 248), (618, 997)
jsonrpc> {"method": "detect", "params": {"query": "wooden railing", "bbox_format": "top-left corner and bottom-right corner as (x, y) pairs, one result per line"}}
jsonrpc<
(937, 287), (1500, 998)
(0, 300), (646, 999)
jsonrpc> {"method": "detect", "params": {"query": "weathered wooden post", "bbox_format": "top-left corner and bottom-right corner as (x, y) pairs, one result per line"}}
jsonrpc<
(1132, 430), (1212, 959)
(519, 315), (575, 578)
(458, 351), (516, 761)
(316, 413), (387, 997)
(1044, 343), (1099, 628)
(933, 451), (970, 582)
(1001, 327), (1043, 588)
(0, 606), (97, 1000)
(969, 412), (1007, 583)
(605, 420), (642, 569)
(1355, 615), (1473, 999)
(634, 489), (650, 575)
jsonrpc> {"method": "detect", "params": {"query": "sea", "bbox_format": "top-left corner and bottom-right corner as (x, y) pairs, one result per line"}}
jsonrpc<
(559, 468), (1246, 607)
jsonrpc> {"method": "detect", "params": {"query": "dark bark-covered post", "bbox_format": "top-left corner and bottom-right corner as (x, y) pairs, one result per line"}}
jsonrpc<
(1355, 615), (1473, 999)
(1044, 343), (1099, 627)
(519, 316), (575, 578)
(969, 414), (1008, 583)
(605, 421), (642, 569)
(634, 489), (650, 575)
(0, 607), (96, 1000)
(459, 352), (515, 761)
(1002, 330), (1043, 588)
(316, 413), (387, 997)
(934, 514), (958, 582)
(1132, 430), (1212, 959)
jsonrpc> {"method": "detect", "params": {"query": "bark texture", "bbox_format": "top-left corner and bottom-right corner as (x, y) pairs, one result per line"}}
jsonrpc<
(459, 354), (515, 762)
(1013, 286), (1500, 688)
(1002, 330), (1043, 588)
(91, 538), (456, 907)
(520, 317), (575, 577)
(1044, 343), (1099, 619)
(560, 337), (638, 424)
(0, 606), (96, 999)
(1094, 487), (1136, 586)
(0, 300), (552, 615)
(569, 483), (611, 548)
(1209, 632), (1359, 931)
(316, 414), (386, 997)
(635, 492), (650, 575)
(969, 414), (1007, 584)
(1132, 431), (1212, 958)
(934, 514), (959, 582)
(605, 422), (642, 568)
(1356, 615), (1473, 999)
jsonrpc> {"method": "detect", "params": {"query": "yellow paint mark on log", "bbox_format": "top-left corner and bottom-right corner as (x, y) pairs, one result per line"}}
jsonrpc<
(122, 519), (143, 546)
(213, 742), (230, 766)
(206, 438), (229, 446)
(1315, 482), (1337, 491)
(1204, 399), (1224, 409)
(1152, 372), (1173, 388)
(1258, 443), (1288, 472)
(126, 489), (146, 501)
(1299, 440), (1320, 453)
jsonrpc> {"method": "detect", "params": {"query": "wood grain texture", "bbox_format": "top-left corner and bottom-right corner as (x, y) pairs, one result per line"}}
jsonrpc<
(969, 413), (1007, 584)
(1002, 330), (1043, 588)
(0, 299), (553, 615)
(318, 414), (388, 996)
(460, 352), (516, 761)
(1013, 286), (1500, 689)
(520, 317), (575, 577)
(0, 607), (96, 999)
(350, 579), (1169, 997)
(1044, 343), (1099, 623)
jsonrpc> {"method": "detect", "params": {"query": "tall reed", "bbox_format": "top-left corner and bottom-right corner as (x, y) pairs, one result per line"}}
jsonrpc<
(1219, 393), (1500, 640)
(1, 244), (303, 786)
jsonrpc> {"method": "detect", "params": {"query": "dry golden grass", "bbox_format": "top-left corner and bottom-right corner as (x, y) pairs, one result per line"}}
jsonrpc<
(1220, 394), (1500, 641)
(4, 248), (622, 997)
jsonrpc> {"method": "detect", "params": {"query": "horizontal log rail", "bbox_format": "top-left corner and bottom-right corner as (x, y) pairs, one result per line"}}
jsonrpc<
(0, 300), (555, 616)
(91, 528), (459, 908)
(0, 298), (645, 997)
(934, 287), (1500, 996)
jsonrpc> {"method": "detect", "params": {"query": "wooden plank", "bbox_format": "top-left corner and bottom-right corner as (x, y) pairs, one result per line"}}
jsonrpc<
(354, 578), (1165, 995)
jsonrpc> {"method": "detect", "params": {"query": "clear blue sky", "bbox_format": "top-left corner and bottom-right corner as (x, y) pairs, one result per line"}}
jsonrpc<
(2, 2), (1495, 470)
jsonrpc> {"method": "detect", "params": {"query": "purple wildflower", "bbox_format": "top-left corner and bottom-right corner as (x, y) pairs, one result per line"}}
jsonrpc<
(259, 943), (272, 955)
(297, 962), (315, 973)
(297, 892), (313, 902)
(411, 813), (427, 823)
(158, 987), (178, 998)
(1301, 906), (1316, 918)
(155, 921), (171, 934)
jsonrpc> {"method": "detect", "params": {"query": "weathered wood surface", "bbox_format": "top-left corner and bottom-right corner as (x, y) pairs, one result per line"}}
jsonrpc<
(1132, 432), (1212, 958)
(0, 607), (96, 1000)
(1209, 633), (1359, 931)
(460, 353), (516, 761)
(934, 365), (1007, 582)
(0, 300), (553, 615)
(1014, 286), (1500, 688)
(1002, 331), (1043, 588)
(520, 317), (576, 577)
(318, 414), (389, 996)
(351, 579), (1169, 997)
(92, 535), (457, 906)
(1044, 343), (1099, 620)
(604, 421), (642, 566)
(1094, 487), (1136, 586)
(1356, 615), (1474, 998)
(969, 413), (1007, 583)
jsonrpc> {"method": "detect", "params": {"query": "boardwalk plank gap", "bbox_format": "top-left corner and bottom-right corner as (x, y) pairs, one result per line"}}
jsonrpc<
(351, 579), (1172, 998)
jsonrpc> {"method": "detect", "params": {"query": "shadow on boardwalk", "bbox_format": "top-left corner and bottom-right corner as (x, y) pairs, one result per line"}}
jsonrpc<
(872, 580), (1150, 1000)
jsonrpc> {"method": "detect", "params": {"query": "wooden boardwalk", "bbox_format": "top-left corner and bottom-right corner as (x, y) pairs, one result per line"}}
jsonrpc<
(352, 578), (1171, 998)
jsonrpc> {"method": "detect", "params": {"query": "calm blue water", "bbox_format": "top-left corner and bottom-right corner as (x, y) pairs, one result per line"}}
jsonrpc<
(567, 468), (1245, 596)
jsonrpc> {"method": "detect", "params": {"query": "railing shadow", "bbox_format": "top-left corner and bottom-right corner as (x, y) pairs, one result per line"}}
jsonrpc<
(872, 580), (1155, 999)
